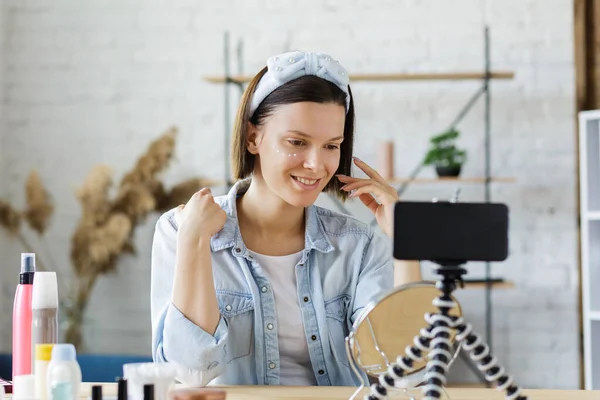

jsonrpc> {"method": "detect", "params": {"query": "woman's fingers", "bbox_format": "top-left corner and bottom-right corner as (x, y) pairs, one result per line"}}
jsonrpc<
(339, 177), (397, 198)
(356, 192), (380, 213)
(348, 184), (397, 205)
(340, 179), (377, 191)
(336, 174), (359, 183)
(352, 157), (388, 185)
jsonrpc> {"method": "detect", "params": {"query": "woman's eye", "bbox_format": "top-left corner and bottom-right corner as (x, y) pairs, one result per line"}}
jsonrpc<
(288, 140), (305, 146)
(327, 144), (340, 150)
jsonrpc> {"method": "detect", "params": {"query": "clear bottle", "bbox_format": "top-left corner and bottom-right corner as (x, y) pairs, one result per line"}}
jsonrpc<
(46, 344), (82, 400)
(31, 271), (59, 367)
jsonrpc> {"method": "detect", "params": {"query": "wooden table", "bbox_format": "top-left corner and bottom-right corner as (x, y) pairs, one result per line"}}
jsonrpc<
(78, 383), (599, 400)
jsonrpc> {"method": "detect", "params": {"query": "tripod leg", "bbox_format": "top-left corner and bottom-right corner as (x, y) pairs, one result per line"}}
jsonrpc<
(362, 325), (434, 400)
(421, 313), (455, 400)
(453, 316), (527, 400)
(458, 349), (490, 385)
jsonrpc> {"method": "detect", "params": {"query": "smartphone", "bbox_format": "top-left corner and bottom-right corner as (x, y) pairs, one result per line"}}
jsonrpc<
(393, 201), (509, 263)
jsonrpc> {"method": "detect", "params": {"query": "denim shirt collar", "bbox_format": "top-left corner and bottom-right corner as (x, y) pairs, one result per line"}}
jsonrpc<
(210, 178), (335, 255)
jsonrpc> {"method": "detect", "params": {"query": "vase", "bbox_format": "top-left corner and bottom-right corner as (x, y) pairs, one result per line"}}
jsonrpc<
(435, 165), (461, 177)
(378, 140), (394, 180)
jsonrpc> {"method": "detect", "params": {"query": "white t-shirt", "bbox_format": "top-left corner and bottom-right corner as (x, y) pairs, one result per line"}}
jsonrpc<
(247, 249), (317, 386)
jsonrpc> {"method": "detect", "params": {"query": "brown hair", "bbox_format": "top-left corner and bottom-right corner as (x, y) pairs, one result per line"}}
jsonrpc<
(231, 66), (355, 201)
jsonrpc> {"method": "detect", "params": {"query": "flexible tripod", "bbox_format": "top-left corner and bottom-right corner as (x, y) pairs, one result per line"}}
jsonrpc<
(363, 262), (527, 400)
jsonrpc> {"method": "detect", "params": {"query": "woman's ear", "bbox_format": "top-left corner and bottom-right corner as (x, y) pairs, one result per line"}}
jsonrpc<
(246, 122), (261, 155)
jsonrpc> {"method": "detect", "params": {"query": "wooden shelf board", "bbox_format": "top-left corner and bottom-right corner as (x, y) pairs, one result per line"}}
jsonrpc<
(588, 311), (600, 321)
(388, 177), (516, 184)
(204, 71), (515, 84)
(202, 177), (516, 186)
(584, 211), (600, 220)
(463, 280), (515, 289)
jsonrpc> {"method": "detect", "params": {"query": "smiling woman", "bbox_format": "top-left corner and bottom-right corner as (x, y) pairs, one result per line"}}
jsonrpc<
(244, 100), (347, 208)
(232, 66), (353, 206)
(150, 51), (421, 391)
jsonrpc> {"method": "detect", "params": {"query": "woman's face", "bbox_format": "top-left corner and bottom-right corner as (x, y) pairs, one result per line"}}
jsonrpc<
(248, 101), (346, 208)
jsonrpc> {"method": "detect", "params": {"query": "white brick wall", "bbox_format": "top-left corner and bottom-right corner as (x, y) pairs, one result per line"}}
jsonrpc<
(0, 1), (5, 191)
(0, 0), (10, 348)
(0, 0), (579, 389)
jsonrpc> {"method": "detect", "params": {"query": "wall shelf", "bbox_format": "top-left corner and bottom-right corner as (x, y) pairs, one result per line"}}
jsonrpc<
(203, 71), (515, 84)
(589, 311), (600, 321)
(583, 211), (600, 220)
(387, 177), (516, 184)
(578, 109), (600, 390)
(462, 279), (515, 290)
(200, 176), (517, 187)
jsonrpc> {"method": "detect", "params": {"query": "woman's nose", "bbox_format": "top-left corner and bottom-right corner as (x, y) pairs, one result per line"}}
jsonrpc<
(302, 148), (323, 171)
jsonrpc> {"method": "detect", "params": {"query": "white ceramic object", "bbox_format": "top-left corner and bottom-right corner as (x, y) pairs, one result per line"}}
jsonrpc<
(123, 363), (176, 400)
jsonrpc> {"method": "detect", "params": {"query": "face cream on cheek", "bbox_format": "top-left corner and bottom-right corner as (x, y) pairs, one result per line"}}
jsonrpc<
(272, 143), (298, 157)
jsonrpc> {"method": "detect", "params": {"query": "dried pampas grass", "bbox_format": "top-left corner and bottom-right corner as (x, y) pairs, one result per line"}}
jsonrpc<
(88, 213), (132, 272)
(0, 200), (22, 234)
(75, 165), (113, 223)
(0, 126), (213, 350)
(24, 171), (54, 235)
(111, 184), (157, 222)
(120, 127), (176, 188)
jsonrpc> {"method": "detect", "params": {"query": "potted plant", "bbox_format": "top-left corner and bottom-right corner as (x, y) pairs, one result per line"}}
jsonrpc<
(423, 128), (467, 177)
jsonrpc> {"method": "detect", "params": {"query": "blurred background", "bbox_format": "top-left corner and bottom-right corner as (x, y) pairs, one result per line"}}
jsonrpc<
(0, 0), (594, 390)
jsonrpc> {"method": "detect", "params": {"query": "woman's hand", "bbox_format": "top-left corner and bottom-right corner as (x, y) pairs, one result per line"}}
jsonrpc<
(172, 187), (224, 336)
(175, 187), (227, 249)
(337, 157), (399, 238)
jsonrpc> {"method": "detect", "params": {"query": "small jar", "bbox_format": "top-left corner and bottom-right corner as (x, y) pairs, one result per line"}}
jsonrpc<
(13, 374), (36, 400)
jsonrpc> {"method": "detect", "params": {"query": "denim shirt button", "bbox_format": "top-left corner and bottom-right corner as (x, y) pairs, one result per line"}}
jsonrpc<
(269, 362), (276, 369)
(234, 248), (241, 253)
(261, 286), (268, 293)
(303, 296), (309, 302)
(318, 369), (325, 375)
(267, 323), (274, 330)
(311, 335), (317, 341)
(225, 305), (232, 311)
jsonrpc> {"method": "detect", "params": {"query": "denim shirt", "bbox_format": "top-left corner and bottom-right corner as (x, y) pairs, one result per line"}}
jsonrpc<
(150, 179), (394, 387)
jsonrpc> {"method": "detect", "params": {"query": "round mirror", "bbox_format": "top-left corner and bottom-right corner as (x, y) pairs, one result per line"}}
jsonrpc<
(345, 281), (462, 397)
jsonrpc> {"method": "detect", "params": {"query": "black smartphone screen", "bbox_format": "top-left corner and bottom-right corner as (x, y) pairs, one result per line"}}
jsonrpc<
(393, 201), (509, 263)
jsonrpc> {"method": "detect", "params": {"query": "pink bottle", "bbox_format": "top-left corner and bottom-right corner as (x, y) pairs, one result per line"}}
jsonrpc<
(12, 253), (36, 379)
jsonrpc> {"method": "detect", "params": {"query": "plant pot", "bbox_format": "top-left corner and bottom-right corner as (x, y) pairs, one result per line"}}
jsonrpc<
(435, 165), (461, 178)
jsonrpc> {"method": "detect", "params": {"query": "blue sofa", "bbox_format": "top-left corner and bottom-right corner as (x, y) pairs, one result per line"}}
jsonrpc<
(0, 353), (153, 382)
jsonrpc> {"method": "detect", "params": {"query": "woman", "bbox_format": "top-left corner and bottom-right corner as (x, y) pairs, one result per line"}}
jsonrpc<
(150, 51), (421, 387)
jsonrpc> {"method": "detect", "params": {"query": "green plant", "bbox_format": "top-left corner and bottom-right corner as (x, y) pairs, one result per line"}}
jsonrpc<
(423, 128), (467, 168)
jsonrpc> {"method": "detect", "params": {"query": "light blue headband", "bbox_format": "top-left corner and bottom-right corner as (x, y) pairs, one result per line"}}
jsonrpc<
(249, 50), (351, 116)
